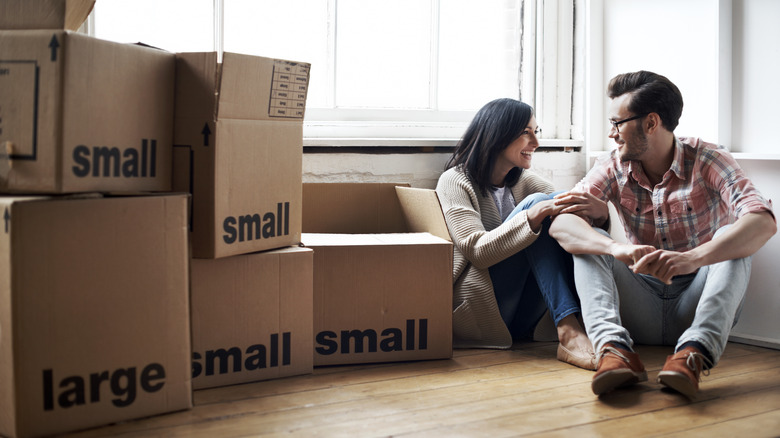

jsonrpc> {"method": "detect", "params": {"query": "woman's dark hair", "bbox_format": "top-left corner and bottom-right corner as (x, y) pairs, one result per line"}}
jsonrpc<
(445, 98), (534, 196)
(607, 70), (684, 132)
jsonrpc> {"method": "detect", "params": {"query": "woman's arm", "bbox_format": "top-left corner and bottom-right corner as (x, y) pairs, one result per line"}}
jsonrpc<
(437, 169), (550, 269)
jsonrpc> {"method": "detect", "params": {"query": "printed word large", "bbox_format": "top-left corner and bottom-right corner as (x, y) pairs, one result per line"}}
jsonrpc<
(42, 363), (165, 410)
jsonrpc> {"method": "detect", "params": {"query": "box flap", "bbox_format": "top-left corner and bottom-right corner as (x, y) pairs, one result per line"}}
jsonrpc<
(0, 0), (95, 30)
(302, 183), (410, 234)
(302, 232), (449, 247)
(218, 52), (310, 122)
(174, 52), (220, 122)
(395, 186), (451, 242)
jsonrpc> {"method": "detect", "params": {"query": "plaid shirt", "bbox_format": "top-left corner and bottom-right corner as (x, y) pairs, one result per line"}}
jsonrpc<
(576, 137), (774, 252)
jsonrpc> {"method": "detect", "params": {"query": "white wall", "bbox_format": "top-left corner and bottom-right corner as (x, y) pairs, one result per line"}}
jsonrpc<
(302, 150), (585, 191)
(732, 0), (780, 154)
(729, 1), (780, 347)
(596, 0), (780, 155)
(730, 158), (780, 348)
(598, 0), (721, 147)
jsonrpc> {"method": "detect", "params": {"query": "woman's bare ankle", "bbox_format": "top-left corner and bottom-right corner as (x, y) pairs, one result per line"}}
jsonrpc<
(557, 314), (591, 351)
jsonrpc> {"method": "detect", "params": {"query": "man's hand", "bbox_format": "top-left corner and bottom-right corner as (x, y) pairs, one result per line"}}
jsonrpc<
(608, 241), (655, 269)
(631, 250), (700, 284)
(554, 190), (610, 227)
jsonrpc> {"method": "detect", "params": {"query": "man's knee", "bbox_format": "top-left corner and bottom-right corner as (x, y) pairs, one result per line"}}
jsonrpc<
(572, 227), (614, 268)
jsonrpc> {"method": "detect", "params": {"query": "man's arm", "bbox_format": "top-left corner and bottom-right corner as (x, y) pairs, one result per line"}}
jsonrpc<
(549, 213), (655, 267)
(632, 211), (776, 284)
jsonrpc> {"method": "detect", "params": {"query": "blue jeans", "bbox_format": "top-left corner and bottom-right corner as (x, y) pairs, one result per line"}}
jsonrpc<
(489, 192), (581, 340)
(574, 226), (750, 364)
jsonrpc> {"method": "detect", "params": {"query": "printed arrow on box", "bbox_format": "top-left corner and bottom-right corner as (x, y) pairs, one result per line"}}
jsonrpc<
(49, 35), (60, 62)
(202, 123), (211, 146)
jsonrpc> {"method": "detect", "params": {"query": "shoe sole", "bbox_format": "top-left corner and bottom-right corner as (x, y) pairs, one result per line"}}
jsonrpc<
(657, 371), (697, 399)
(592, 369), (648, 395)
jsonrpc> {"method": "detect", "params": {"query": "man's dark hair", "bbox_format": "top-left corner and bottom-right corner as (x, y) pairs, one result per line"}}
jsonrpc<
(607, 71), (684, 132)
(445, 98), (534, 196)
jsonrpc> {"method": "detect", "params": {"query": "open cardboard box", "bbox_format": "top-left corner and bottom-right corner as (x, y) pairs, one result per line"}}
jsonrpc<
(173, 52), (310, 259)
(0, 30), (175, 194)
(302, 183), (453, 366)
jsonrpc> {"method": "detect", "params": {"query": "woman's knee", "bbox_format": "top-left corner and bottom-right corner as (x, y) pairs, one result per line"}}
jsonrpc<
(518, 192), (553, 209)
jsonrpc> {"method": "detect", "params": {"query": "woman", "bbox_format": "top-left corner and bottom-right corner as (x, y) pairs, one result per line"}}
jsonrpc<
(435, 98), (595, 370)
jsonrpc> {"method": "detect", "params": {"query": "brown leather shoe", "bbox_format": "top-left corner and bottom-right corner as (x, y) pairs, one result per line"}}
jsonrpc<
(657, 346), (713, 399)
(591, 343), (647, 395)
(557, 343), (597, 370)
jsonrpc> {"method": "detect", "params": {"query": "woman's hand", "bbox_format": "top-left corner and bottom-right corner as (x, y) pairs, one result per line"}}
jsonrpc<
(526, 199), (564, 233)
(554, 190), (610, 227)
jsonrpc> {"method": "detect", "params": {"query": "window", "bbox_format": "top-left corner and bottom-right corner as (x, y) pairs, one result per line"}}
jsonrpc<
(87, 0), (577, 145)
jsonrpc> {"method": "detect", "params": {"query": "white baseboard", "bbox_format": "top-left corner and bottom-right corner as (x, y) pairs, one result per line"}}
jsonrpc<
(729, 333), (780, 350)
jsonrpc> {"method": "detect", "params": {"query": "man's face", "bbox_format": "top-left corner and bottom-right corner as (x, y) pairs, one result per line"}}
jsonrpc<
(608, 94), (648, 162)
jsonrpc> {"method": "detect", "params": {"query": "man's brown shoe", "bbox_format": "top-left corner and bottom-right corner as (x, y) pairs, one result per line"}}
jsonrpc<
(657, 346), (713, 399)
(591, 343), (647, 395)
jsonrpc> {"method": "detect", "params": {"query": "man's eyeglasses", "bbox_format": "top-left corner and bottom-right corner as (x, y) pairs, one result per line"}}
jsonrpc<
(609, 114), (647, 132)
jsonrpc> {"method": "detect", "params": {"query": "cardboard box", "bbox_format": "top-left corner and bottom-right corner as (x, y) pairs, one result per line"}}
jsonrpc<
(0, 0), (95, 30)
(173, 52), (310, 259)
(0, 31), (175, 194)
(302, 183), (453, 366)
(190, 246), (314, 390)
(0, 194), (192, 438)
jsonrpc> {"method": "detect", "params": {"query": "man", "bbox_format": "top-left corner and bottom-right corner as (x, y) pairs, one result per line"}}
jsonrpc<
(549, 70), (776, 398)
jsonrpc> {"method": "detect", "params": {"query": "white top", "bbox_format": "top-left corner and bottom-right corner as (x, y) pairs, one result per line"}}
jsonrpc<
(491, 185), (516, 222)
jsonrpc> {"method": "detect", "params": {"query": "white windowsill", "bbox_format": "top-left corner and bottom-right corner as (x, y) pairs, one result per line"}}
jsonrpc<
(588, 151), (780, 161)
(303, 138), (585, 149)
(732, 153), (780, 161)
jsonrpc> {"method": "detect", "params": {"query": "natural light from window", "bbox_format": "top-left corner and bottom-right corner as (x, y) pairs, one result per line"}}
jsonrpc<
(89, 0), (576, 143)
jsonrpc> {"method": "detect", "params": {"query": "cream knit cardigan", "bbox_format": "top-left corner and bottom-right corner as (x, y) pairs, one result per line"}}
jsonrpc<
(436, 166), (555, 349)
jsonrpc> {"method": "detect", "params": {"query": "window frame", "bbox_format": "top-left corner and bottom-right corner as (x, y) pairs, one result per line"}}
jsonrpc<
(302, 0), (578, 147)
(84, 0), (580, 148)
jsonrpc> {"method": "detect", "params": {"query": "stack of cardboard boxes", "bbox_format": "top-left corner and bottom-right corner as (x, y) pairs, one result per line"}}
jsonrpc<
(0, 1), (453, 436)
(1, 1), (191, 437)
(175, 50), (316, 390)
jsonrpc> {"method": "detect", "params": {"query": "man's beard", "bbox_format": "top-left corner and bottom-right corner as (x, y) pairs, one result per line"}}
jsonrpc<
(619, 129), (649, 162)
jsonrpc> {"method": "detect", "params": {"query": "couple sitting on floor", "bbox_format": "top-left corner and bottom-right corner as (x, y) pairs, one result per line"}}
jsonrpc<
(435, 70), (776, 399)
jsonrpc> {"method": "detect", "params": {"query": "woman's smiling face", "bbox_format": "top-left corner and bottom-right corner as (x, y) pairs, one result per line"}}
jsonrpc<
(497, 116), (540, 173)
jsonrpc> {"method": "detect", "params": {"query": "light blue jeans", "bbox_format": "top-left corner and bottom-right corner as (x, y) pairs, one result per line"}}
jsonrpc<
(574, 226), (750, 364)
(489, 192), (581, 340)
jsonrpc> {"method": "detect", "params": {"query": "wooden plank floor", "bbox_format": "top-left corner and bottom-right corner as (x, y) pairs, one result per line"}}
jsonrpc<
(62, 341), (780, 437)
